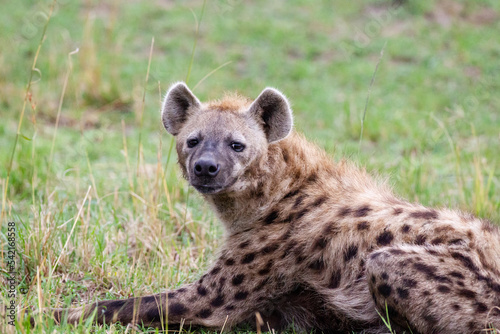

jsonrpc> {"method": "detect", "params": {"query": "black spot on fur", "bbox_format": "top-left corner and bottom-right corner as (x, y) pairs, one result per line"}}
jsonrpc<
(284, 189), (300, 199)
(282, 150), (290, 163)
(197, 285), (207, 296)
(410, 210), (439, 220)
(452, 304), (461, 310)
(293, 195), (305, 208)
(381, 272), (389, 280)
(169, 303), (188, 316)
(312, 196), (327, 207)
(295, 253), (305, 264)
(397, 288), (409, 299)
(413, 262), (437, 275)
(393, 208), (403, 216)
(451, 252), (479, 273)
(168, 292), (176, 298)
(458, 289), (476, 299)
(218, 277), (226, 289)
(431, 237), (444, 245)
(323, 222), (340, 235)
(448, 238), (464, 245)
(475, 302), (488, 313)
(253, 278), (270, 292)
(402, 278), (418, 288)
(437, 285), (451, 293)
(357, 221), (370, 231)
(386, 305), (402, 322)
(415, 234), (427, 245)
(234, 291), (249, 301)
(232, 274), (245, 286)
(210, 267), (221, 275)
(377, 284), (392, 297)
(197, 308), (212, 319)
(225, 305), (235, 311)
(307, 173), (318, 183)
(282, 213), (295, 224)
(427, 248), (439, 255)
(210, 295), (225, 307)
(264, 210), (279, 225)
(328, 270), (342, 289)
(449, 271), (465, 279)
(314, 236), (328, 250)
(337, 206), (351, 218)
(295, 208), (310, 220)
(238, 241), (250, 249)
(344, 245), (358, 262)
(370, 251), (383, 260)
(353, 205), (372, 217)
(401, 224), (411, 233)
(389, 248), (405, 255)
(241, 252), (256, 264)
(279, 229), (292, 241)
(258, 260), (273, 276)
(225, 258), (235, 266)
(258, 267), (271, 276)
(423, 313), (438, 325)
(308, 259), (325, 271)
(467, 321), (477, 330)
(261, 244), (279, 254)
(280, 243), (295, 259)
(413, 263), (451, 283)
(376, 230), (394, 246)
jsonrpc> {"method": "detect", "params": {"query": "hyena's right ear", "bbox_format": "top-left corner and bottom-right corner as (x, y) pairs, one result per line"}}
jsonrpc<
(161, 82), (201, 135)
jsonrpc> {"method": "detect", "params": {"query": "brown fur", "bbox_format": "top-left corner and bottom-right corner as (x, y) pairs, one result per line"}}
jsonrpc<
(45, 83), (500, 333)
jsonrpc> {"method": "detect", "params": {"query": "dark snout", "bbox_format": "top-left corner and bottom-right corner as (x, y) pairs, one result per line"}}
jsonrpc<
(190, 152), (227, 194)
(194, 157), (220, 177)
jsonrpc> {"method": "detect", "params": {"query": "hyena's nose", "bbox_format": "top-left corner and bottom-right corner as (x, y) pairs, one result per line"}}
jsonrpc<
(194, 158), (220, 178)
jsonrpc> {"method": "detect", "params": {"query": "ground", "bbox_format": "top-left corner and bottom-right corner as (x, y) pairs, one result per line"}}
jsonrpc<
(0, 0), (499, 333)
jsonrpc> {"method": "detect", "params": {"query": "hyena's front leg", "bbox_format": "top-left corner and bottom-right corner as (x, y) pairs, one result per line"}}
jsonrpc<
(54, 249), (289, 330)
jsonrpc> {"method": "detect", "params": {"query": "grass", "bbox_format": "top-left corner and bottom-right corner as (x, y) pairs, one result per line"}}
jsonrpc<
(1, 0), (499, 333)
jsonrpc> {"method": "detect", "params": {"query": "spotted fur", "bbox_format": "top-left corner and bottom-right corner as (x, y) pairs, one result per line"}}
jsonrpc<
(46, 83), (500, 333)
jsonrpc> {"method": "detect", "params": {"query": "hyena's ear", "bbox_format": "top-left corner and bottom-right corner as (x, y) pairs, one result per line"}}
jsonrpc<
(161, 82), (201, 135)
(247, 88), (293, 143)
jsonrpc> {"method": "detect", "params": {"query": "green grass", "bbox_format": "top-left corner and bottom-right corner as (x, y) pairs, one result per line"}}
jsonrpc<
(1, 0), (499, 333)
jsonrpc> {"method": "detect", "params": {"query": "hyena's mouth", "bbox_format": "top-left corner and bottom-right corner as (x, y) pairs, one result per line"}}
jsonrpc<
(191, 178), (237, 195)
(192, 184), (223, 194)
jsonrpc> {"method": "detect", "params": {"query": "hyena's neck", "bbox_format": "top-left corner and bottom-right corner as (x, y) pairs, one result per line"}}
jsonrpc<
(207, 132), (377, 234)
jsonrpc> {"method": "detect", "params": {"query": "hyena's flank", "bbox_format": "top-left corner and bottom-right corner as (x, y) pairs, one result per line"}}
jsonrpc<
(48, 83), (499, 333)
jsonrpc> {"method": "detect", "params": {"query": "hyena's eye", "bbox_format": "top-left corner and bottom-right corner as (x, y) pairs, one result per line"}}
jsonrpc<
(187, 138), (199, 148)
(230, 142), (245, 152)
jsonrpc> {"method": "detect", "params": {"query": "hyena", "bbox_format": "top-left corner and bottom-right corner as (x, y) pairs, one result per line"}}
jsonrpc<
(47, 83), (500, 333)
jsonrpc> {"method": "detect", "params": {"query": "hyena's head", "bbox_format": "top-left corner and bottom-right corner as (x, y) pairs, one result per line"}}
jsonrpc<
(161, 82), (293, 195)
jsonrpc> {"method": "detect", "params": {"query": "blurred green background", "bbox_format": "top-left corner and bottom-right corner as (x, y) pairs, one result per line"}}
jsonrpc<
(1, 0), (499, 332)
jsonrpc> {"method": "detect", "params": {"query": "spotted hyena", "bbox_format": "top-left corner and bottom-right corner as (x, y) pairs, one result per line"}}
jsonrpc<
(48, 83), (500, 333)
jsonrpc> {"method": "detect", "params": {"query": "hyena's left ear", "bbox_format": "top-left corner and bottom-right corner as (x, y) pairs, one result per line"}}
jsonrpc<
(161, 82), (201, 135)
(247, 88), (293, 143)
